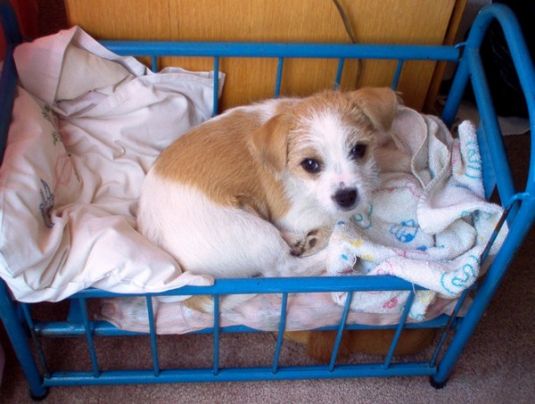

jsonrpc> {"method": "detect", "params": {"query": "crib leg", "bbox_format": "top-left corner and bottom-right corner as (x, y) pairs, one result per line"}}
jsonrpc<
(431, 202), (535, 388)
(431, 264), (506, 388)
(29, 388), (50, 402)
(429, 375), (448, 389)
(0, 281), (49, 400)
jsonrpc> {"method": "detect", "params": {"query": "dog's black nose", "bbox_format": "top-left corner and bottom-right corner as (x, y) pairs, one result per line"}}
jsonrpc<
(333, 188), (358, 209)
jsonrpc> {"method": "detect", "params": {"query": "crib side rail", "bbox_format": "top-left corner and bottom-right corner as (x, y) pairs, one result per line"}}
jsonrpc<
(443, 4), (535, 198)
(432, 4), (535, 388)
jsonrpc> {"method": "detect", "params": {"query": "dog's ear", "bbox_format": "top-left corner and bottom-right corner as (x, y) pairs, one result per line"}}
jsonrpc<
(249, 114), (292, 172)
(349, 87), (400, 132)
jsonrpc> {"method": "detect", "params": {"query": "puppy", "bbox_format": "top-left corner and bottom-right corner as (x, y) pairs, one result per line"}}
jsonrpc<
(137, 87), (398, 279)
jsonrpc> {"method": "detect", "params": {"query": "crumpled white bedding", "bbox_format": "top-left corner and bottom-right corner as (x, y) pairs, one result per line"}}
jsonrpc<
(0, 27), (219, 302)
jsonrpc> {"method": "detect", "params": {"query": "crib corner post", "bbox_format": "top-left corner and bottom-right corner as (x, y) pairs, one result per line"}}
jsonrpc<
(441, 50), (469, 127)
(429, 375), (449, 389)
(0, 281), (48, 400)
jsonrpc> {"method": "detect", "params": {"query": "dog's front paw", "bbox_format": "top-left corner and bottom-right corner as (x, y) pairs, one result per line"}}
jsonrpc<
(288, 228), (331, 257)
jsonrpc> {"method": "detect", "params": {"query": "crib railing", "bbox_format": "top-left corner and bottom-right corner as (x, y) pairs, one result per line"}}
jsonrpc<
(1, 2), (534, 400)
(19, 280), (470, 387)
(101, 40), (461, 117)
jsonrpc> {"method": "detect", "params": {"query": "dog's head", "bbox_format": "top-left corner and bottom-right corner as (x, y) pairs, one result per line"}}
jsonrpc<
(250, 87), (398, 217)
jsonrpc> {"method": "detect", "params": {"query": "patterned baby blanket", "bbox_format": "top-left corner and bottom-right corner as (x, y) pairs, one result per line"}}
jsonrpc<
(327, 106), (506, 320)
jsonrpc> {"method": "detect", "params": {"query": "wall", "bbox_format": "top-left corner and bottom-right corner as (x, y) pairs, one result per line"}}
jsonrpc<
(65, 0), (465, 111)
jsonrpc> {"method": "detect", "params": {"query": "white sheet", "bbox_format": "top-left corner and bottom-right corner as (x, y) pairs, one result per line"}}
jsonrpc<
(0, 27), (221, 302)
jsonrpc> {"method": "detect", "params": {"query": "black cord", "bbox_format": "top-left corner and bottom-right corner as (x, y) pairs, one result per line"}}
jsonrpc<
(331, 0), (362, 88)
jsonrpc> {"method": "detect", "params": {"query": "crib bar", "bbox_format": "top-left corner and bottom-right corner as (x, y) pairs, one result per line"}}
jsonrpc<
(440, 47), (469, 127)
(67, 299), (85, 323)
(328, 292), (353, 371)
(42, 362), (435, 386)
(103, 41), (459, 62)
(334, 58), (345, 89)
(212, 295), (220, 375)
(476, 125), (497, 200)
(21, 304), (50, 378)
(0, 282), (48, 399)
(71, 276), (427, 299)
(479, 193), (527, 265)
(145, 296), (160, 376)
(274, 57), (284, 97)
(467, 49), (515, 206)
(430, 288), (471, 366)
(383, 291), (415, 369)
(151, 56), (158, 72)
(271, 293), (288, 374)
(32, 313), (452, 337)
(212, 57), (220, 116)
(390, 59), (404, 90)
(79, 298), (100, 378)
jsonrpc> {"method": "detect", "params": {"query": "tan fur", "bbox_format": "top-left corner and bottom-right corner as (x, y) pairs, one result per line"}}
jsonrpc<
(285, 88), (396, 182)
(286, 226), (333, 257)
(348, 87), (400, 132)
(154, 87), (397, 224)
(290, 87), (397, 134)
(248, 113), (293, 173)
(155, 107), (292, 222)
(152, 87), (402, 317)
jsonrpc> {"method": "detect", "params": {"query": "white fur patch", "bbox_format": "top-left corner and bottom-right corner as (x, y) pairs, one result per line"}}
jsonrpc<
(138, 95), (379, 279)
(291, 109), (378, 216)
(137, 171), (326, 278)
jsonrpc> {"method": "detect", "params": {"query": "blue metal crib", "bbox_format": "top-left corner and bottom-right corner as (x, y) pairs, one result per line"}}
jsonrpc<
(0, 1), (534, 400)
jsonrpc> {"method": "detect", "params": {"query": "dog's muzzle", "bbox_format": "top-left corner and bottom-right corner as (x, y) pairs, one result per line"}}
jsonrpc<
(332, 188), (358, 210)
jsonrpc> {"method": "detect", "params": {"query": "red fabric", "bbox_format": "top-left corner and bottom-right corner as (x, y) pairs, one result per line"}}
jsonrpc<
(11, 0), (39, 39)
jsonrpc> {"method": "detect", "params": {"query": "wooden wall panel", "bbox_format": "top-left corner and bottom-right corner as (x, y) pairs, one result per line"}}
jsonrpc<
(65, 0), (461, 111)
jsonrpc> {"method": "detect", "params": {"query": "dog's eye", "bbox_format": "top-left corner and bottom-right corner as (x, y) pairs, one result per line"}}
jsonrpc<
(301, 158), (321, 174)
(350, 143), (367, 159)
